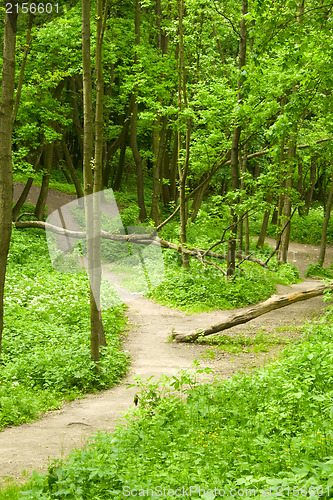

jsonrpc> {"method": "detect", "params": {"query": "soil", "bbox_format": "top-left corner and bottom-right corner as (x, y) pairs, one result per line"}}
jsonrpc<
(0, 184), (332, 487)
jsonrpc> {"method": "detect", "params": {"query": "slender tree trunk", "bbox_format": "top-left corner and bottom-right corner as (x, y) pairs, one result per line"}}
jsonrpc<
(62, 138), (84, 199)
(318, 166), (333, 266)
(103, 100), (133, 188)
(190, 178), (209, 221)
(280, 141), (296, 264)
(12, 144), (44, 220)
(161, 128), (172, 206)
(82, 0), (100, 364)
(130, 0), (147, 222)
(93, 0), (108, 348)
(130, 99), (147, 221)
(13, 13), (34, 124)
(69, 76), (84, 159)
(112, 129), (127, 191)
(0, 10), (18, 358)
(304, 157), (317, 215)
(177, 0), (190, 268)
(35, 142), (54, 219)
(257, 210), (270, 248)
(257, 194), (273, 248)
(150, 118), (162, 224)
(169, 132), (178, 202)
(227, 1), (247, 278)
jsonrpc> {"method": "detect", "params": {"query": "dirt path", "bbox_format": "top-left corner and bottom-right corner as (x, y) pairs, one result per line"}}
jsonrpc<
(1, 185), (332, 486)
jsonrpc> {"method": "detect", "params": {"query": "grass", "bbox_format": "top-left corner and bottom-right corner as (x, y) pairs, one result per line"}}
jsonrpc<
(198, 329), (295, 354)
(13, 169), (79, 195)
(9, 305), (333, 499)
(0, 227), (129, 430)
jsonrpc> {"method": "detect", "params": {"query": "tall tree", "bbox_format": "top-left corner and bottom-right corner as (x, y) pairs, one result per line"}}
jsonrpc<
(227, 0), (248, 277)
(0, 10), (18, 357)
(82, 0), (103, 364)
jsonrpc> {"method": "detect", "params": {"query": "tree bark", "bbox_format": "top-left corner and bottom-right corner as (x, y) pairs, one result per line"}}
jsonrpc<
(93, 0), (108, 348)
(227, 0), (247, 278)
(13, 13), (34, 124)
(82, 0), (100, 364)
(35, 142), (54, 219)
(0, 10), (18, 358)
(279, 141), (296, 264)
(61, 138), (84, 199)
(130, 0), (147, 222)
(173, 283), (330, 342)
(177, 0), (190, 268)
(318, 166), (333, 266)
(304, 157), (317, 215)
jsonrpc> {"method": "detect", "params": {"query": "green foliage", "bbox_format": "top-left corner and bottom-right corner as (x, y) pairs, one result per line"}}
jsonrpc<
(19, 311), (333, 499)
(148, 262), (277, 312)
(150, 208), (299, 312)
(251, 208), (333, 246)
(306, 264), (333, 279)
(198, 330), (294, 354)
(0, 228), (128, 430)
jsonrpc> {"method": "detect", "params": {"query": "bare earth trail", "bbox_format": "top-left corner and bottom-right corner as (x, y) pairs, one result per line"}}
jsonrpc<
(0, 185), (332, 485)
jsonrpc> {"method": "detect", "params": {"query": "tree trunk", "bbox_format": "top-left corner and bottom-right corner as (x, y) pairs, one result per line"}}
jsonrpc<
(150, 118), (162, 225)
(130, 0), (147, 222)
(35, 142), (54, 219)
(12, 143), (44, 220)
(177, 0), (190, 268)
(69, 75), (84, 161)
(130, 100), (147, 221)
(93, 0), (108, 348)
(257, 194), (273, 248)
(13, 13), (34, 124)
(257, 209), (271, 248)
(82, 0), (100, 364)
(279, 141), (296, 264)
(227, 0), (248, 278)
(62, 138), (84, 199)
(304, 157), (317, 215)
(318, 166), (333, 266)
(173, 283), (329, 342)
(0, 10), (18, 358)
(112, 129), (127, 191)
(190, 177), (209, 221)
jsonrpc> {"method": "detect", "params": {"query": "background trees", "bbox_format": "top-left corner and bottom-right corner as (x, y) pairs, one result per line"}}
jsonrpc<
(0, 9), (18, 357)
(2, 0), (333, 358)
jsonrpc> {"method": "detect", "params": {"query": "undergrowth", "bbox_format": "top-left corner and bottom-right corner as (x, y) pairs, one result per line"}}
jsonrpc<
(0, 228), (129, 430)
(14, 305), (333, 499)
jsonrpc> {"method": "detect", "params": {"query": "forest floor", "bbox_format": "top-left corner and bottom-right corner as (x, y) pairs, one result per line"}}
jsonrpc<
(0, 184), (332, 486)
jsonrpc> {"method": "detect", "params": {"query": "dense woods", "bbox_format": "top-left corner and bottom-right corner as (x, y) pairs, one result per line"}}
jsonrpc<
(1, 0), (333, 356)
(1, 0), (333, 497)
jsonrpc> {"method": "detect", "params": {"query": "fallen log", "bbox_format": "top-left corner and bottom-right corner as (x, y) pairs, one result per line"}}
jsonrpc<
(172, 283), (331, 342)
(14, 220), (268, 268)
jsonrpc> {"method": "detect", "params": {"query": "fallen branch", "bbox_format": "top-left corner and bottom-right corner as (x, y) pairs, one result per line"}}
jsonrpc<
(14, 220), (269, 268)
(172, 283), (331, 342)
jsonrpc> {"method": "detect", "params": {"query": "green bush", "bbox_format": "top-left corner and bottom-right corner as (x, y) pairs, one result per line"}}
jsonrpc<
(148, 258), (299, 312)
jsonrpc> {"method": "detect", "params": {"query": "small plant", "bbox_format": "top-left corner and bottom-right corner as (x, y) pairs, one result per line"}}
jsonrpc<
(201, 348), (216, 359)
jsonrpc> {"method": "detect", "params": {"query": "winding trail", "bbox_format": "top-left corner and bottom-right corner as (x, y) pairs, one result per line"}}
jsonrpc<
(0, 185), (332, 486)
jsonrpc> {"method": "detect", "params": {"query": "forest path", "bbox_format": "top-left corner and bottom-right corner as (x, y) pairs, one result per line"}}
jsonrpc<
(0, 185), (332, 485)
